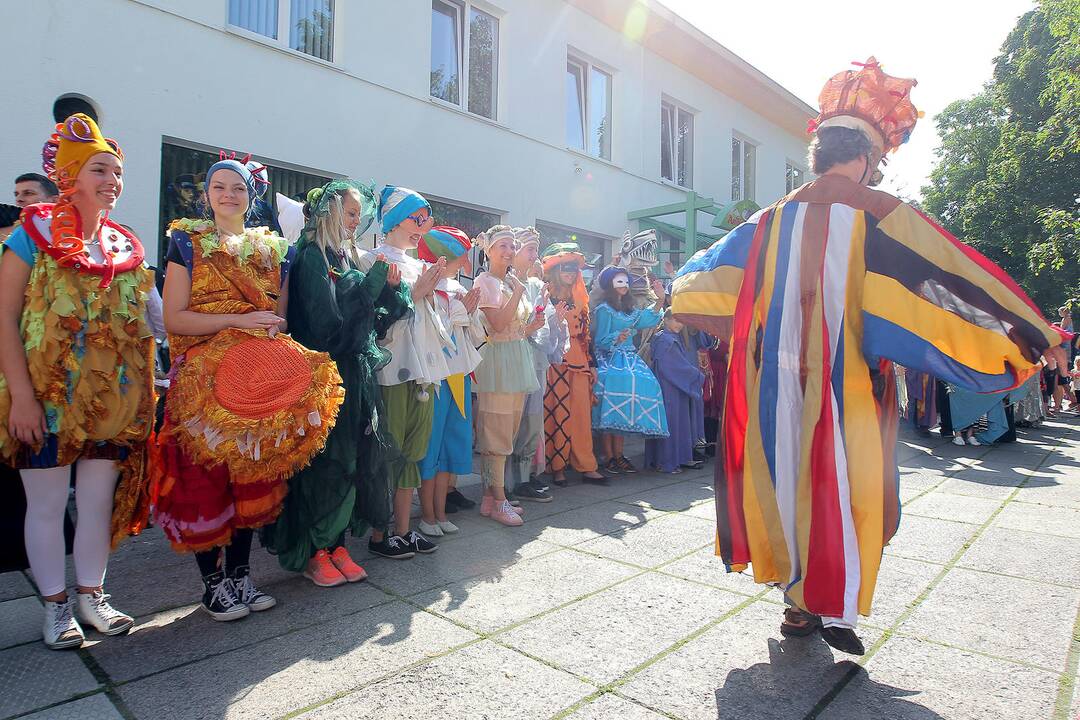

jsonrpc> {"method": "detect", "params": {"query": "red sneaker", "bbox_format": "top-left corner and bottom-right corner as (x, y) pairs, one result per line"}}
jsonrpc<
(330, 546), (367, 583)
(304, 549), (347, 587)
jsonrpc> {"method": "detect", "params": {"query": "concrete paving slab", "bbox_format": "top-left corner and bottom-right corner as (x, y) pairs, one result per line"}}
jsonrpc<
(88, 576), (390, 683)
(567, 693), (668, 719)
(413, 549), (639, 634)
(958, 524), (1080, 588)
(884, 515), (980, 564)
(509, 500), (667, 548)
(1013, 477), (1080, 509)
(866, 556), (942, 628)
(500, 572), (746, 684)
(902, 492), (1003, 525)
(899, 567), (1079, 671)
(657, 546), (760, 596)
(612, 478), (715, 512)
(618, 600), (878, 720)
(0, 642), (100, 718)
(0, 596), (42, 650)
(993, 501), (1080, 538)
(819, 636), (1059, 720)
(295, 640), (594, 720)
(573, 512), (715, 568)
(17, 693), (123, 720)
(116, 600), (477, 720)
(681, 498), (718, 521)
(0, 571), (34, 602)
(363, 530), (558, 598)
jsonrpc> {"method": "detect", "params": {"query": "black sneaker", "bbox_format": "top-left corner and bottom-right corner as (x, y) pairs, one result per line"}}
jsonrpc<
(404, 530), (438, 554)
(529, 477), (550, 493)
(513, 483), (553, 502)
(201, 571), (250, 622)
(447, 488), (476, 509)
(368, 535), (416, 560)
(603, 458), (623, 475)
(230, 566), (276, 612)
(616, 456), (638, 474)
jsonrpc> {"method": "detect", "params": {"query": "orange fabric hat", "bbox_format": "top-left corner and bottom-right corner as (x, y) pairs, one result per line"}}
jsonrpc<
(808, 57), (920, 155)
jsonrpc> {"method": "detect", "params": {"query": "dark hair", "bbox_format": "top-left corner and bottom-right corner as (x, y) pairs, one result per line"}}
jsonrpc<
(808, 126), (873, 175)
(603, 288), (635, 314)
(15, 173), (58, 197)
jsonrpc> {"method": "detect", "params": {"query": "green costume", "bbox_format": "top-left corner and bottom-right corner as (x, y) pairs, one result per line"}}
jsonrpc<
(262, 181), (413, 571)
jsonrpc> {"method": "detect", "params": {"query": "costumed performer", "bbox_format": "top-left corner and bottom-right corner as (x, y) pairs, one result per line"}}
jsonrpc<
(356, 186), (448, 559)
(670, 57), (1066, 655)
(156, 154), (343, 621)
(261, 180), (412, 587)
(592, 266), (668, 474)
(415, 226), (485, 536)
(473, 225), (541, 526)
(0, 114), (154, 649)
(542, 242), (606, 486)
(645, 310), (706, 473)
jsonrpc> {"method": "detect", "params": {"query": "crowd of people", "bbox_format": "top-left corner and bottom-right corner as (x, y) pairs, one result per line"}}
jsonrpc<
(0, 113), (723, 649)
(0, 57), (1069, 661)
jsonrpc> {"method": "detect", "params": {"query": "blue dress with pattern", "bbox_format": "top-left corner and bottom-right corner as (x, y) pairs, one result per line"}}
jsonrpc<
(592, 303), (669, 437)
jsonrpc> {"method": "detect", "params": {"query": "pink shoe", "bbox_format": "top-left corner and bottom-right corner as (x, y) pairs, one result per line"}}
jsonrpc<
(304, 549), (347, 587)
(330, 546), (367, 583)
(491, 499), (524, 526)
(480, 495), (494, 517)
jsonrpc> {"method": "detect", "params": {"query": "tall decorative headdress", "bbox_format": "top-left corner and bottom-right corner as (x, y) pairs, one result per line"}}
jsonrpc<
(807, 57), (921, 154)
(39, 113), (126, 273)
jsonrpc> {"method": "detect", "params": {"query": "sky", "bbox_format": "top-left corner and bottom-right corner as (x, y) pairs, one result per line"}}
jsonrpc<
(656, 0), (1035, 200)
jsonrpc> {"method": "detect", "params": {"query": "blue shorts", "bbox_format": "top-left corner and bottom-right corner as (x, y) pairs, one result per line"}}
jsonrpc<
(419, 376), (474, 480)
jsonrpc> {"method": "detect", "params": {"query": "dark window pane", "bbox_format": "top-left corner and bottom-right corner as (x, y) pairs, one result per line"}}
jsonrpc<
(565, 62), (585, 150)
(589, 67), (611, 159)
(660, 104), (673, 181)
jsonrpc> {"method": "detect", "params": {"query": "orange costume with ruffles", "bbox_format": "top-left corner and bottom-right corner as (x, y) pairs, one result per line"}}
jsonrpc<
(153, 219), (344, 552)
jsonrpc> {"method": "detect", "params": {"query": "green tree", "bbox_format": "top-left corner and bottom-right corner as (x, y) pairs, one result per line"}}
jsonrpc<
(921, 1), (1080, 312)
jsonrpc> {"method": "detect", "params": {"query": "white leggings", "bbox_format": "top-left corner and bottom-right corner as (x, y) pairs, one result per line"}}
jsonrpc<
(20, 459), (118, 596)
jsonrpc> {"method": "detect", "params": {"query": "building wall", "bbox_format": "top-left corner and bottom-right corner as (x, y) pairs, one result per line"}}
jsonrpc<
(1, 0), (811, 264)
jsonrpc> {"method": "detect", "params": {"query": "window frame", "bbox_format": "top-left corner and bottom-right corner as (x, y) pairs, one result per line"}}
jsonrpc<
(731, 133), (758, 202)
(660, 96), (695, 189)
(565, 52), (613, 161)
(226, 0), (339, 64)
(429, 0), (501, 121)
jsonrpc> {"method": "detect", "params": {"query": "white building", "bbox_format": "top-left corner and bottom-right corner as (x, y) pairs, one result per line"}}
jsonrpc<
(1, 0), (814, 269)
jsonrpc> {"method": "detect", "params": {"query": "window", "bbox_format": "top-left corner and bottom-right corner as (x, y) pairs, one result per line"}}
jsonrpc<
(785, 162), (805, 193)
(228, 0), (335, 61)
(430, 1), (499, 120)
(158, 141), (332, 262)
(535, 221), (609, 278)
(660, 99), (694, 188)
(731, 135), (756, 201)
(565, 56), (612, 160)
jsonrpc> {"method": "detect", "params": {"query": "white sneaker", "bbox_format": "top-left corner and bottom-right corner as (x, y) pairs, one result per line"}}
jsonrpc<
(75, 590), (134, 635)
(967, 437), (982, 446)
(952, 436), (965, 446)
(43, 598), (85, 650)
(417, 520), (444, 537)
(437, 519), (459, 533)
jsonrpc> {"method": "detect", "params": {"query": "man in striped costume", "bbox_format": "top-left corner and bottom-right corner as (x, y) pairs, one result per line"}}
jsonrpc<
(670, 58), (1065, 655)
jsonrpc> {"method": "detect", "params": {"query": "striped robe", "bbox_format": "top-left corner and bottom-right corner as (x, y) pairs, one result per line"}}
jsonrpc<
(671, 175), (1059, 624)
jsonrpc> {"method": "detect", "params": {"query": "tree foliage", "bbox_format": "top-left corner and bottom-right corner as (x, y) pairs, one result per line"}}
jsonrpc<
(922, 0), (1080, 313)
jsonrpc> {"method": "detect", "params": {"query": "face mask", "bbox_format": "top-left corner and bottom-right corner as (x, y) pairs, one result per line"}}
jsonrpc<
(611, 275), (630, 289)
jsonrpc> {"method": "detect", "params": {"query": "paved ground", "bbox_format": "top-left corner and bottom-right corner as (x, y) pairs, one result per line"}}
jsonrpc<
(1, 417), (1079, 720)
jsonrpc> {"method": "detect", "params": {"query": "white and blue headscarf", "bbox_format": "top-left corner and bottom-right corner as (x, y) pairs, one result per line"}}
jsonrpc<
(378, 185), (430, 234)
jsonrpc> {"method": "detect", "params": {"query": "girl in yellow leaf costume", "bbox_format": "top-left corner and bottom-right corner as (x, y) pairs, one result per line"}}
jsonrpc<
(155, 156), (343, 622)
(0, 114), (154, 649)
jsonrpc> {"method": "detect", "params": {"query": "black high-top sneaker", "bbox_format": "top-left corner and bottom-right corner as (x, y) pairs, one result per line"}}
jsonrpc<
(201, 571), (249, 622)
(230, 565), (276, 612)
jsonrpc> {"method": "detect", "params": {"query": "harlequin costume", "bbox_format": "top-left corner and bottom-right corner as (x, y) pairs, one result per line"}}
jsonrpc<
(542, 242), (600, 476)
(0, 113), (154, 646)
(0, 114), (154, 544)
(417, 226), (484, 482)
(153, 160), (344, 556)
(671, 59), (1062, 641)
(260, 180), (412, 577)
(592, 267), (668, 438)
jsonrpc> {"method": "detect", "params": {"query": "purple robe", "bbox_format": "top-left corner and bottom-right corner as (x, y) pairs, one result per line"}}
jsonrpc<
(645, 330), (706, 472)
